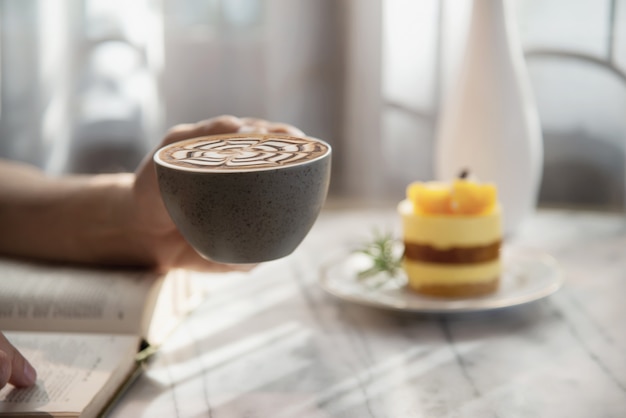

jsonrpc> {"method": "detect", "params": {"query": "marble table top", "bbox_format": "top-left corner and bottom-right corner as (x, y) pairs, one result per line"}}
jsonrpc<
(109, 207), (626, 418)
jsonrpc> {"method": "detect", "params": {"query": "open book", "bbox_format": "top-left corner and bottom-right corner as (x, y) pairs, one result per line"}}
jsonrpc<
(0, 257), (206, 417)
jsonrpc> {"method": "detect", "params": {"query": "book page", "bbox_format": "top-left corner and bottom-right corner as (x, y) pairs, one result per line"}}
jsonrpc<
(0, 331), (140, 418)
(0, 258), (164, 335)
(143, 269), (206, 347)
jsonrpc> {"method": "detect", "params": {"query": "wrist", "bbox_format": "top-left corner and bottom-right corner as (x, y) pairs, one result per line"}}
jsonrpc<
(75, 173), (160, 267)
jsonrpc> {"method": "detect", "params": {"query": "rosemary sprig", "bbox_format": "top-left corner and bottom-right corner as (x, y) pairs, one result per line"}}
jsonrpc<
(355, 231), (402, 281)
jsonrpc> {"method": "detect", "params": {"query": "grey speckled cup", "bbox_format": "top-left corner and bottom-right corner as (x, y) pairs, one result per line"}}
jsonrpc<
(154, 133), (331, 264)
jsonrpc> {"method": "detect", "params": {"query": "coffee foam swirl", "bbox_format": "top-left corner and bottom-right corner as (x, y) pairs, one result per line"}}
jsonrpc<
(156, 134), (329, 172)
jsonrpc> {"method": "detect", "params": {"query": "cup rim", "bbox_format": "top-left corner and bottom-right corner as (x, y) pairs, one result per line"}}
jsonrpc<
(153, 132), (331, 173)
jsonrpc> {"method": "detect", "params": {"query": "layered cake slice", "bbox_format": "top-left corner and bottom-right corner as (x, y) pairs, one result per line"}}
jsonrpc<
(398, 176), (502, 298)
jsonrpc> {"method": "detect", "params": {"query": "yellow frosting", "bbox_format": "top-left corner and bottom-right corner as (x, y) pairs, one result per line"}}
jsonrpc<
(403, 259), (501, 285)
(398, 199), (502, 249)
(406, 178), (498, 215)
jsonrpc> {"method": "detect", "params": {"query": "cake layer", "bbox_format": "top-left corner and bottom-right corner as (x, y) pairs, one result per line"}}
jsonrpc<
(398, 199), (502, 248)
(403, 258), (501, 285)
(404, 241), (500, 264)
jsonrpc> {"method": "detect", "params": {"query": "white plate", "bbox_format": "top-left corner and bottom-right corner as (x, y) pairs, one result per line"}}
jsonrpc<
(319, 247), (564, 313)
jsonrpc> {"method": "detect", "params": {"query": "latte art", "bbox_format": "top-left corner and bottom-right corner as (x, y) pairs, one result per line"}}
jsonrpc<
(157, 134), (329, 171)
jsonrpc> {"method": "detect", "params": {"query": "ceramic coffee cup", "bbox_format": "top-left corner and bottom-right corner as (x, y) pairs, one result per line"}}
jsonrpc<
(154, 132), (332, 264)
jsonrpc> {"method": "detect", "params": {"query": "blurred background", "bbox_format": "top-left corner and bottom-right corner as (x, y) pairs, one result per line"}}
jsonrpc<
(0, 0), (625, 210)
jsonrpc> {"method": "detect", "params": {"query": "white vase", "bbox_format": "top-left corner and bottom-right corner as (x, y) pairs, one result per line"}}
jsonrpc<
(434, 0), (543, 237)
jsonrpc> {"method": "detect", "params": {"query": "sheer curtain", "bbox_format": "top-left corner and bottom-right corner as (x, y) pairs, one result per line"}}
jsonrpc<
(0, 0), (343, 178)
(160, 0), (343, 154)
(0, 0), (79, 173)
(0, 0), (160, 174)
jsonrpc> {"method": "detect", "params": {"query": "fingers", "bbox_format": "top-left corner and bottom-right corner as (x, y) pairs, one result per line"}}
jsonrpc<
(0, 333), (37, 389)
(192, 260), (257, 274)
(135, 114), (245, 194)
(163, 115), (306, 148)
(170, 243), (258, 273)
(164, 115), (243, 146)
(238, 117), (305, 136)
(266, 122), (305, 136)
(0, 350), (10, 389)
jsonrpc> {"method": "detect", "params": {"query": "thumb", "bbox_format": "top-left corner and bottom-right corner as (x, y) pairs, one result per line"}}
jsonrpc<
(0, 334), (37, 389)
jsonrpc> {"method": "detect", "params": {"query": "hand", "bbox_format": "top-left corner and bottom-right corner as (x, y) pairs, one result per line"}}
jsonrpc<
(0, 332), (37, 389)
(129, 115), (304, 272)
(0, 114), (304, 271)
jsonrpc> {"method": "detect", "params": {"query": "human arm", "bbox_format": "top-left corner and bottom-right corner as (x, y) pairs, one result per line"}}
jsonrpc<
(0, 115), (303, 271)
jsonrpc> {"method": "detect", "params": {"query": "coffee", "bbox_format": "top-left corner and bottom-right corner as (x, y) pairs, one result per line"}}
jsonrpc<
(156, 134), (330, 171)
(154, 132), (332, 264)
